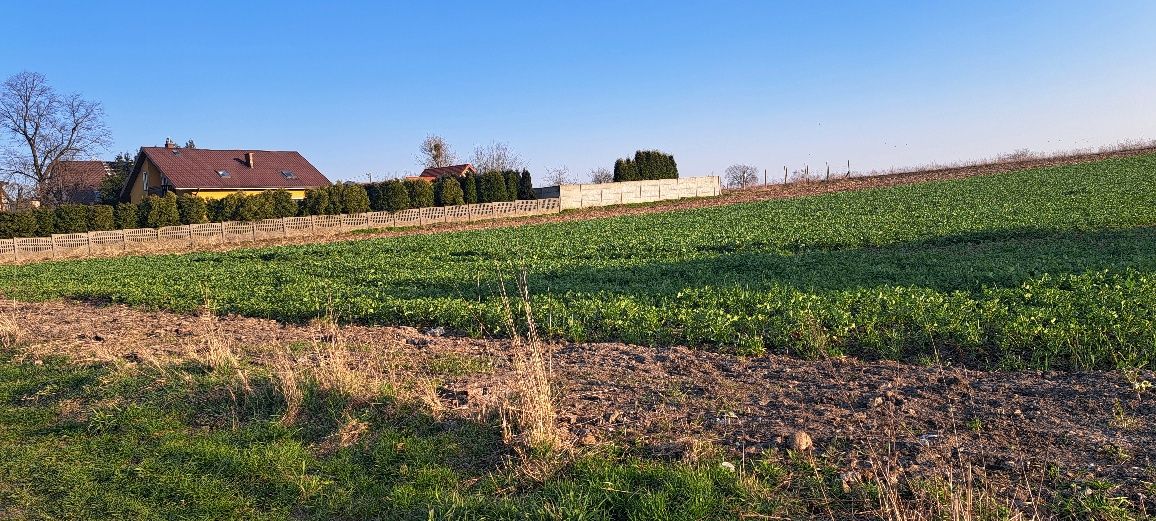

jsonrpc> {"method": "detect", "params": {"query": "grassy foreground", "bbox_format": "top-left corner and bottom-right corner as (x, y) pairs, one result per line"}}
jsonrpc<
(3, 154), (1156, 370)
(1, 351), (1136, 520)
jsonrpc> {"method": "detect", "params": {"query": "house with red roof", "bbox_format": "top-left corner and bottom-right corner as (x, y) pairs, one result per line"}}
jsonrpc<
(406, 163), (477, 182)
(47, 160), (114, 204)
(120, 139), (332, 203)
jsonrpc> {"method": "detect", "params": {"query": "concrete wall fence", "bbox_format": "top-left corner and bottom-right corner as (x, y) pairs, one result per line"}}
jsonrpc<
(1, 177), (722, 262)
(0, 198), (562, 262)
(549, 176), (721, 210)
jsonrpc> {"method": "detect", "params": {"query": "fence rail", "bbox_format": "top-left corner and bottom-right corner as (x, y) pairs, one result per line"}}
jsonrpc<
(1, 198), (563, 263)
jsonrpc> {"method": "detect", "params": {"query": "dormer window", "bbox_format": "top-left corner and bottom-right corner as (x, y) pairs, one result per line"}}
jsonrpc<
(281, 170), (297, 179)
(217, 169), (230, 178)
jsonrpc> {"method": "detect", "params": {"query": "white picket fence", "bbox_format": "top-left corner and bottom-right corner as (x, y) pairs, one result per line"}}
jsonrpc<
(0, 198), (561, 262)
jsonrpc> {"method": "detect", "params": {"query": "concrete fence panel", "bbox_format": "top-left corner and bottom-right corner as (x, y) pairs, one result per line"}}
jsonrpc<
(124, 228), (159, 244)
(158, 225), (192, 243)
(366, 212), (393, 228)
(552, 176), (720, 210)
(0, 198), (563, 263)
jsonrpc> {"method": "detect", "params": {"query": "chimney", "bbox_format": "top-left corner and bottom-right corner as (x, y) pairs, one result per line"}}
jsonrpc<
(245, 152), (255, 168)
(164, 137), (176, 149)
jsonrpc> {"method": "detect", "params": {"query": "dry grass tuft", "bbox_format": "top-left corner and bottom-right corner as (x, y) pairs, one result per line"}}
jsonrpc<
(186, 301), (251, 392)
(497, 271), (561, 452)
(271, 346), (304, 426)
(0, 300), (23, 349)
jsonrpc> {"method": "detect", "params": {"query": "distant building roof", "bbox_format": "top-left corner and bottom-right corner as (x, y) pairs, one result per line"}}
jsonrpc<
(417, 163), (477, 180)
(125, 147), (332, 197)
(50, 160), (112, 204)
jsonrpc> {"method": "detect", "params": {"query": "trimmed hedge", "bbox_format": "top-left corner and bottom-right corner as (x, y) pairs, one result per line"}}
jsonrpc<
(87, 205), (115, 231)
(54, 205), (89, 234)
(405, 179), (435, 209)
(0, 174), (544, 238)
(461, 174), (478, 204)
(382, 180), (410, 212)
(614, 150), (678, 182)
(177, 195), (208, 225)
(518, 169), (535, 199)
(114, 203), (139, 230)
(477, 171), (509, 203)
(32, 208), (55, 236)
(145, 194), (181, 228)
(434, 178), (464, 206)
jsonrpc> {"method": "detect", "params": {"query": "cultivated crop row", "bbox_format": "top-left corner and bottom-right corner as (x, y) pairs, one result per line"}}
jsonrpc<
(4, 154), (1155, 370)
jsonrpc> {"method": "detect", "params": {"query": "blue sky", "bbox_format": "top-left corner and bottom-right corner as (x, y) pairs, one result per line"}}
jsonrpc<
(3, 1), (1154, 182)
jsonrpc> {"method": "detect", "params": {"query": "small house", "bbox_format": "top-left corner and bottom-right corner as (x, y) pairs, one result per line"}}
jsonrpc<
(120, 139), (332, 203)
(49, 160), (114, 204)
(406, 163), (477, 182)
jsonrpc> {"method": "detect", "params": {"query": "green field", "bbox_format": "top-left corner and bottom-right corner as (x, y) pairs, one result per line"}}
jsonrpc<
(4, 154), (1156, 370)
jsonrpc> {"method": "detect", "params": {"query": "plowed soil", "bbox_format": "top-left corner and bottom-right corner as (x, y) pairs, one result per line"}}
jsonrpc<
(9, 299), (1154, 506)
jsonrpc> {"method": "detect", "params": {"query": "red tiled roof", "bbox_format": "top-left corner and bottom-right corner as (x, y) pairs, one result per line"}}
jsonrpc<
(50, 160), (112, 204)
(418, 163), (476, 179)
(53, 160), (111, 190)
(135, 147), (332, 190)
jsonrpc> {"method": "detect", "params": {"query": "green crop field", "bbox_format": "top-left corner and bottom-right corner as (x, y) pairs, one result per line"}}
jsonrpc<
(4, 154), (1156, 370)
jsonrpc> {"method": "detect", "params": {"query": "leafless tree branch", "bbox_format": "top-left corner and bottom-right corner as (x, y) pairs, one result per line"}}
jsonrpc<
(0, 71), (111, 204)
(417, 134), (458, 168)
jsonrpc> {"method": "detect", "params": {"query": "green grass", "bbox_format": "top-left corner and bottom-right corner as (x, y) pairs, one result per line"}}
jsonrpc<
(5, 353), (1137, 520)
(0, 354), (829, 520)
(3, 154), (1156, 370)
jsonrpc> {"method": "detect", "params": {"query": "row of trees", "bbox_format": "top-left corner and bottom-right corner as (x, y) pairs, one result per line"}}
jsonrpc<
(362, 171), (534, 212)
(0, 169), (538, 238)
(613, 150), (679, 182)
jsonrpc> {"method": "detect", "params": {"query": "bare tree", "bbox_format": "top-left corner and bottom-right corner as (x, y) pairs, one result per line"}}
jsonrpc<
(470, 141), (524, 173)
(0, 71), (111, 203)
(417, 134), (458, 168)
(589, 167), (613, 184)
(724, 164), (759, 188)
(544, 165), (571, 186)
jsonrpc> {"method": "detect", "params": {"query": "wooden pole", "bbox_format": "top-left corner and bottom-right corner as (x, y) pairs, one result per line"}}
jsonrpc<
(783, 166), (788, 184)
(825, 162), (830, 181)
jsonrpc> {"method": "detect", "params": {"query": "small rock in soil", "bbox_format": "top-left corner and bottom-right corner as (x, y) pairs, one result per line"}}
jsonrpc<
(789, 431), (813, 451)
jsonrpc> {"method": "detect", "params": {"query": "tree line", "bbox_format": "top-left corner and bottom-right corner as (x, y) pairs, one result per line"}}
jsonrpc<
(0, 171), (537, 239)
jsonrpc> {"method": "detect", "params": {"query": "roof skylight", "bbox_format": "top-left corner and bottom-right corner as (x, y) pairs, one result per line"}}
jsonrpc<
(217, 169), (230, 178)
(281, 170), (297, 179)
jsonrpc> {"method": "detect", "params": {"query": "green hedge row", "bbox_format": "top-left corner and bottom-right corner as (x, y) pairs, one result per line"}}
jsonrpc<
(360, 171), (534, 212)
(0, 172), (539, 239)
(613, 150), (678, 182)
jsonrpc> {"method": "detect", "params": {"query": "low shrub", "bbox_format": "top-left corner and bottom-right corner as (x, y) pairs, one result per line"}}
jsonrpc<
(435, 178), (465, 206)
(382, 180), (410, 212)
(405, 179), (434, 209)
(54, 204), (90, 234)
(177, 195), (208, 225)
(114, 203), (139, 229)
(460, 174), (478, 204)
(32, 208), (55, 236)
(341, 183), (370, 214)
(145, 194), (181, 228)
(87, 205), (116, 231)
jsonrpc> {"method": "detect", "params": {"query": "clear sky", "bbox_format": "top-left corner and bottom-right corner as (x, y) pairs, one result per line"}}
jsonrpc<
(3, 1), (1154, 183)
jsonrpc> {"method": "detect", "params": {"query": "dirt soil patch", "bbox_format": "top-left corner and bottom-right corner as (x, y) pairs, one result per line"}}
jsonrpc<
(8, 299), (1154, 506)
